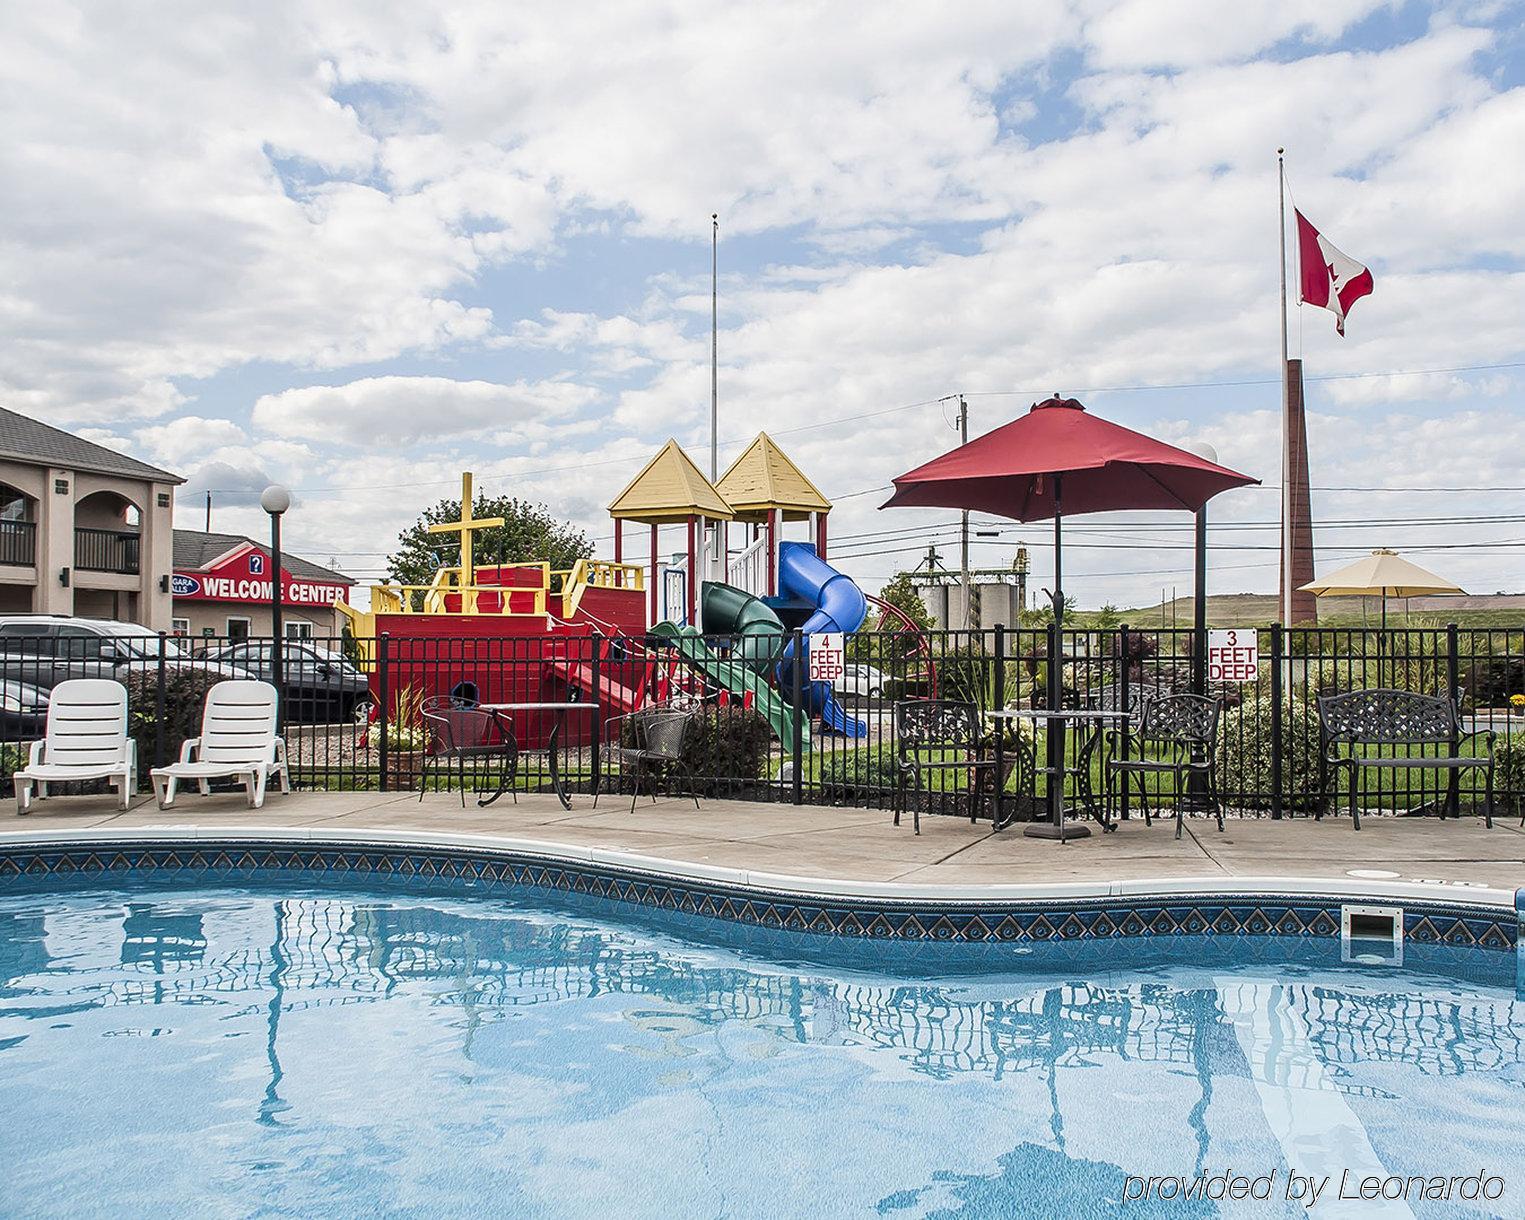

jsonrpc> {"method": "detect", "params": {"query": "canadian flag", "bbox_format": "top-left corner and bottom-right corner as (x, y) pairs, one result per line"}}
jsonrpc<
(1295, 209), (1373, 336)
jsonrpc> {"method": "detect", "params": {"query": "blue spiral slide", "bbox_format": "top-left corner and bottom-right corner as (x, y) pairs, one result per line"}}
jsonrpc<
(777, 542), (869, 737)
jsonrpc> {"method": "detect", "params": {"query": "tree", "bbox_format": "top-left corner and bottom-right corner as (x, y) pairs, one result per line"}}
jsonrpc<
(849, 570), (933, 663)
(874, 571), (934, 632)
(388, 494), (594, 588)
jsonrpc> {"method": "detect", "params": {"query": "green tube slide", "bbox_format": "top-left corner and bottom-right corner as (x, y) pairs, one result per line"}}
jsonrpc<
(650, 620), (807, 750)
(700, 581), (785, 672)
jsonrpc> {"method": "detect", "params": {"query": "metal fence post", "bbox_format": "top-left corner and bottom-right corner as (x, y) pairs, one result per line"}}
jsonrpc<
(154, 633), (168, 771)
(791, 628), (804, 806)
(1446, 621), (1461, 817)
(377, 633), (390, 793)
(1119, 624), (1131, 821)
(993, 624), (1006, 828)
(1270, 623), (1284, 819)
(590, 633), (602, 800)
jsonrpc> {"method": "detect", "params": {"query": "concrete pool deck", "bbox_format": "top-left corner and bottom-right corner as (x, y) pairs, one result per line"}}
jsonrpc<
(3, 789), (1522, 907)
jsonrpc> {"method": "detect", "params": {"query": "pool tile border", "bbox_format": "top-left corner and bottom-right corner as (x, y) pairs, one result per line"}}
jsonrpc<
(0, 834), (1515, 954)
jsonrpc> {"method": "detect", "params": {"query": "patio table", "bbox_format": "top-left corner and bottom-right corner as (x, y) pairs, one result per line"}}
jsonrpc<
(477, 701), (595, 810)
(987, 708), (1130, 838)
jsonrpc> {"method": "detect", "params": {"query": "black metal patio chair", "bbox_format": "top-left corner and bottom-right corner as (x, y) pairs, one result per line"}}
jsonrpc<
(420, 695), (518, 806)
(1103, 693), (1223, 839)
(598, 704), (700, 813)
(893, 700), (1012, 834)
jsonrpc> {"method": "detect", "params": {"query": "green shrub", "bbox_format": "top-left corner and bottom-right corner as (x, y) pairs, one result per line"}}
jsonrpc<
(817, 743), (900, 798)
(123, 668), (223, 783)
(689, 705), (771, 777)
(0, 742), (26, 783)
(1495, 736), (1525, 814)
(1215, 693), (1323, 811)
(1301, 655), (1451, 702)
(664, 705), (773, 790)
(1465, 656), (1525, 707)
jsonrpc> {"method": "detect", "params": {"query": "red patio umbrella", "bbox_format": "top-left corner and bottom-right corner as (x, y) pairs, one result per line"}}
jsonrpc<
(883, 395), (1258, 618)
(883, 394), (1259, 840)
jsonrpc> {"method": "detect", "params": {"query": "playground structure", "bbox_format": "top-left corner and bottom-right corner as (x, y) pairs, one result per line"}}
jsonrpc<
(336, 437), (919, 751)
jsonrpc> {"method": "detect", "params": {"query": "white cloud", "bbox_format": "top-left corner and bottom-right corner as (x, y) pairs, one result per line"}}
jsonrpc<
(1322, 369), (1514, 406)
(1082, 0), (1394, 70)
(130, 416), (250, 467)
(250, 375), (602, 445)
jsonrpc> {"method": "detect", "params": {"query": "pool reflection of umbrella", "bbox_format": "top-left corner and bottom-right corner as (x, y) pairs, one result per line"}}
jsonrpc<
(883, 395), (1258, 839)
(1300, 548), (1463, 631)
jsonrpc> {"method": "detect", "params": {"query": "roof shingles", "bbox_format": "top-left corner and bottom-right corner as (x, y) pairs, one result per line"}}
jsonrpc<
(173, 530), (353, 585)
(0, 406), (183, 484)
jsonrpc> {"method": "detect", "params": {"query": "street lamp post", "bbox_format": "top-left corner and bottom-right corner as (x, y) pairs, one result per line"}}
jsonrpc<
(260, 485), (291, 729)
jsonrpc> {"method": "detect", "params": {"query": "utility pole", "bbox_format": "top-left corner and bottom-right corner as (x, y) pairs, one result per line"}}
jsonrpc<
(958, 394), (972, 630)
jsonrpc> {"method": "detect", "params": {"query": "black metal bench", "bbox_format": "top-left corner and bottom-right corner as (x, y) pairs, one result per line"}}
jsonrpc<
(1316, 689), (1495, 829)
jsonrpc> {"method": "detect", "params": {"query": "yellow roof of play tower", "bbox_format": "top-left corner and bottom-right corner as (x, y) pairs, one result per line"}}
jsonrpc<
(607, 438), (734, 523)
(716, 433), (832, 522)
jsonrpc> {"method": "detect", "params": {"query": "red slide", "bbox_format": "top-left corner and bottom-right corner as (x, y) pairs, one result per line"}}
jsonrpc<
(546, 637), (651, 714)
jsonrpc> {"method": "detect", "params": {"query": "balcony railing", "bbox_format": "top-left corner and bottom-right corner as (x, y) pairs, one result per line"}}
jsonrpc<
(74, 527), (140, 574)
(0, 520), (36, 566)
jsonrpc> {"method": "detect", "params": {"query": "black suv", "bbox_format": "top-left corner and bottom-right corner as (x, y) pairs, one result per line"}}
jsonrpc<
(196, 640), (370, 724)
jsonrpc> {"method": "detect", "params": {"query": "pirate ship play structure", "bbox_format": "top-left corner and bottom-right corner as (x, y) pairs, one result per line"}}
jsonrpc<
(336, 436), (933, 748)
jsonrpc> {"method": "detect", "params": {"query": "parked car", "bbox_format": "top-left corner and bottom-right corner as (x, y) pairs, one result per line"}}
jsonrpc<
(834, 662), (889, 699)
(0, 678), (50, 738)
(0, 616), (243, 693)
(196, 640), (370, 724)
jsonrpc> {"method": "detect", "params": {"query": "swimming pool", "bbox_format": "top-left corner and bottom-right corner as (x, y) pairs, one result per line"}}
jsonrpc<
(3, 878), (1522, 1218)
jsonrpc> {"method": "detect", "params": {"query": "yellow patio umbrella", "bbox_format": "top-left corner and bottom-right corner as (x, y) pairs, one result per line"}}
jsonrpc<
(1300, 548), (1464, 630)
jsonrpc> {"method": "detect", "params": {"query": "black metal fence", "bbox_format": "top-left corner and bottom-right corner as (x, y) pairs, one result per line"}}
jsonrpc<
(0, 623), (1519, 819)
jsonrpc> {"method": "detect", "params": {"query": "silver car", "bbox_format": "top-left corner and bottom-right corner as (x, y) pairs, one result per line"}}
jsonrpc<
(833, 662), (889, 698)
(0, 616), (244, 692)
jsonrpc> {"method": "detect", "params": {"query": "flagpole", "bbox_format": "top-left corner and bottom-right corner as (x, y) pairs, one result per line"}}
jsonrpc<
(707, 211), (719, 478)
(1278, 148), (1292, 629)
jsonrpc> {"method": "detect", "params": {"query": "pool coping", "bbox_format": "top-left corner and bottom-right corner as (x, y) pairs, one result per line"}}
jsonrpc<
(0, 823), (1518, 913)
(0, 825), (1517, 959)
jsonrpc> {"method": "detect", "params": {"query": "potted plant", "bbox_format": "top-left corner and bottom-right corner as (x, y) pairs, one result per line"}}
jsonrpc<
(972, 716), (1039, 821)
(1511, 694), (1525, 718)
(380, 684), (429, 790)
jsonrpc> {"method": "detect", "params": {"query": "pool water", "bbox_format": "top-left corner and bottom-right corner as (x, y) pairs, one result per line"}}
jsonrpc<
(2, 884), (1523, 1219)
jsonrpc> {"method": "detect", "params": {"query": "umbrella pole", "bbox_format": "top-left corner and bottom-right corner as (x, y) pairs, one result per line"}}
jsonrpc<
(1380, 591), (1387, 688)
(1026, 473), (1090, 841)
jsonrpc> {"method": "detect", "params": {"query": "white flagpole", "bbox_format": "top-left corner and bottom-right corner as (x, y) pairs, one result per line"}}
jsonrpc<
(707, 211), (719, 478)
(1278, 148), (1292, 628)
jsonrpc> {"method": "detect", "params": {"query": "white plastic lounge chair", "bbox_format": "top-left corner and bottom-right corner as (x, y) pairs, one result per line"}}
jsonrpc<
(150, 679), (290, 809)
(14, 678), (136, 815)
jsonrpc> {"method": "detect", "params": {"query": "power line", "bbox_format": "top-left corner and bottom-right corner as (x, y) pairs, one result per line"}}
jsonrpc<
(960, 360), (1525, 399)
(195, 358), (1525, 497)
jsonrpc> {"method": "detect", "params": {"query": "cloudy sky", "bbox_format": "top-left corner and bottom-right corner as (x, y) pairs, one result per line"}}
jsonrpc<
(4, 1), (1522, 608)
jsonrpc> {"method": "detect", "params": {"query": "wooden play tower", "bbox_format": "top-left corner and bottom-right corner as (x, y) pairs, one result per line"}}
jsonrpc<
(607, 434), (836, 623)
(715, 433), (832, 597)
(607, 439), (733, 626)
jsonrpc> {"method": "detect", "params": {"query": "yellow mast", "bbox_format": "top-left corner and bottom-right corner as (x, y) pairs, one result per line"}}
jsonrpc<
(427, 472), (505, 613)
